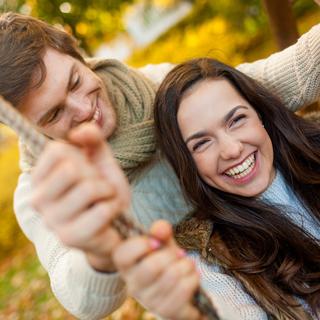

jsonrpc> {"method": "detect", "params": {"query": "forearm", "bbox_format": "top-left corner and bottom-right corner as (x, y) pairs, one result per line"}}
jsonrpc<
(14, 172), (127, 319)
(237, 24), (320, 112)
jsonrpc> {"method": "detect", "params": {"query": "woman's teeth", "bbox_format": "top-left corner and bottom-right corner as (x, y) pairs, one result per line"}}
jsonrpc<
(225, 154), (255, 179)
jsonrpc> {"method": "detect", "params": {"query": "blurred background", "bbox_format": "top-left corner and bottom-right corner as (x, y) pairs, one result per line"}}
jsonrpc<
(0, 0), (319, 319)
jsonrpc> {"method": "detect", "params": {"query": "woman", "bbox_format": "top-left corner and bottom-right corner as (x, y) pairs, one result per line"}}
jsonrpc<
(115, 58), (320, 320)
(8, 7), (319, 317)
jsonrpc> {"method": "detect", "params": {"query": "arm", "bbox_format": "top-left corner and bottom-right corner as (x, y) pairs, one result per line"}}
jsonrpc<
(113, 220), (203, 320)
(113, 220), (267, 320)
(237, 24), (320, 112)
(138, 63), (175, 87)
(14, 124), (131, 319)
(14, 172), (127, 319)
(129, 162), (268, 320)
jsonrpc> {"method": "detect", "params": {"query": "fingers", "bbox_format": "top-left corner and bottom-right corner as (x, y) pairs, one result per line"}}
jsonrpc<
(33, 178), (116, 226)
(67, 123), (105, 150)
(154, 270), (201, 320)
(113, 220), (201, 320)
(52, 200), (122, 250)
(140, 256), (198, 299)
(32, 141), (85, 183)
(72, 123), (131, 211)
(115, 241), (183, 289)
(149, 219), (173, 242)
(29, 124), (131, 272)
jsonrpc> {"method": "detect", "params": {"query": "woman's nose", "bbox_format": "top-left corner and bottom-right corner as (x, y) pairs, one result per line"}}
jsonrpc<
(219, 135), (243, 160)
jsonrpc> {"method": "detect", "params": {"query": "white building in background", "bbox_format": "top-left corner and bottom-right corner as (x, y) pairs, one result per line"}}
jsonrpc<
(95, 1), (192, 61)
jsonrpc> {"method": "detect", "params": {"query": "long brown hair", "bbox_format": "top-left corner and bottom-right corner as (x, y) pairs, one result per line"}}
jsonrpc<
(154, 58), (320, 319)
(0, 12), (85, 107)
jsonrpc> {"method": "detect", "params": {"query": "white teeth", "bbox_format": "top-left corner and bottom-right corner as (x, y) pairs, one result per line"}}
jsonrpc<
(225, 154), (255, 178)
(92, 107), (100, 122)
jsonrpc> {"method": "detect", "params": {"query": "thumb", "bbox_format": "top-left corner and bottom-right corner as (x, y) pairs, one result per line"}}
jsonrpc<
(67, 123), (116, 170)
(68, 123), (105, 154)
(68, 123), (131, 210)
(149, 220), (173, 243)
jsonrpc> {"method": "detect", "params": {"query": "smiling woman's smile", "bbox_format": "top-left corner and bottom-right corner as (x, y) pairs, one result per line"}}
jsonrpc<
(178, 78), (275, 197)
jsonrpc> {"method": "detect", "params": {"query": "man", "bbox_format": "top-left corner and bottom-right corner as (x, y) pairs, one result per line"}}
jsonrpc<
(1, 12), (319, 319)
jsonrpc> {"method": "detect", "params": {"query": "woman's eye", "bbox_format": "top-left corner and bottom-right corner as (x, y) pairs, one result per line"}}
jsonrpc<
(230, 114), (246, 127)
(192, 139), (209, 151)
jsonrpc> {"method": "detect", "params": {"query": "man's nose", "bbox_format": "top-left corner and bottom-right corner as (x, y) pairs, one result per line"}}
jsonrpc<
(67, 94), (93, 124)
(219, 135), (243, 160)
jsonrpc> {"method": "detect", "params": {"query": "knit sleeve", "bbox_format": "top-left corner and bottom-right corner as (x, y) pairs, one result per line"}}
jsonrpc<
(138, 63), (175, 87)
(130, 158), (192, 228)
(13, 172), (127, 319)
(237, 24), (320, 112)
(188, 253), (268, 320)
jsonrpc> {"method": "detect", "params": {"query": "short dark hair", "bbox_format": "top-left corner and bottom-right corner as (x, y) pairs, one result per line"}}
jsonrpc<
(0, 12), (85, 106)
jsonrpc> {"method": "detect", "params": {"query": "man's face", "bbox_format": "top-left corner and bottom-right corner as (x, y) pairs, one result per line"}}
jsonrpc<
(19, 48), (117, 140)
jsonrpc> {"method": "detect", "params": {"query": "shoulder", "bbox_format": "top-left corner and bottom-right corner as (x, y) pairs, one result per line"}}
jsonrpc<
(130, 156), (192, 228)
(136, 63), (175, 86)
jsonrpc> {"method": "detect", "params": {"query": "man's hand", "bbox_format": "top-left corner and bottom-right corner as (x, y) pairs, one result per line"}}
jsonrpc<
(31, 124), (130, 272)
(113, 220), (202, 320)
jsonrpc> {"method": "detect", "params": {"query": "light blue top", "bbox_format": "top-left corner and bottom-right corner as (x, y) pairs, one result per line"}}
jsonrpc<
(260, 170), (319, 240)
(132, 160), (319, 319)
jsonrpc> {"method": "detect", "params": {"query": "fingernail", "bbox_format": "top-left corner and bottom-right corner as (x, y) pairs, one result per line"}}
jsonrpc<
(149, 238), (161, 250)
(177, 248), (186, 258)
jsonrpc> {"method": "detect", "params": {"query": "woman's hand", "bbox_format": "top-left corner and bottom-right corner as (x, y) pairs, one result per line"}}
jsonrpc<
(31, 123), (130, 272)
(113, 220), (202, 320)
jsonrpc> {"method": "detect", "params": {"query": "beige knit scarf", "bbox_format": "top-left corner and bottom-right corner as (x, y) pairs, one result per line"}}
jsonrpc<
(19, 58), (157, 179)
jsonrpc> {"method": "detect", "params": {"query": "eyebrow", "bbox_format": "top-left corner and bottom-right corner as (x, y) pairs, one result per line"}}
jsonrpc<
(36, 63), (76, 126)
(184, 105), (248, 145)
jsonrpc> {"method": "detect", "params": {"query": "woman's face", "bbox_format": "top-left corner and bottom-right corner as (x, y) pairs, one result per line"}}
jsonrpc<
(177, 78), (275, 197)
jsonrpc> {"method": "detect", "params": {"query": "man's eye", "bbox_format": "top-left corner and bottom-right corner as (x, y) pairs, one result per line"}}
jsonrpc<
(192, 139), (209, 152)
(71, 75), (80, 91)
(47, 108), (62, 123)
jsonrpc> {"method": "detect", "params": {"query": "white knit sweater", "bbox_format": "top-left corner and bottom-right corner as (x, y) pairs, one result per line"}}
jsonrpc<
(14, 24), (320, 320)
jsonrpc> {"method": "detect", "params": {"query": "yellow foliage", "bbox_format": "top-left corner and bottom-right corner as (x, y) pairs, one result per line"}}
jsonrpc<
(128, 10), (320, 69)
(152, 0), (176, 8)
(0, 137), (28, 260)
(76, 22), (89, 35)
(210, 16), (227, 34)
(128, 15), (254, 67)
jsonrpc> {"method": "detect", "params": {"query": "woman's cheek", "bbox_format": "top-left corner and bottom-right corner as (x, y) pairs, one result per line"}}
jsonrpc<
(194, 152), (217, 181)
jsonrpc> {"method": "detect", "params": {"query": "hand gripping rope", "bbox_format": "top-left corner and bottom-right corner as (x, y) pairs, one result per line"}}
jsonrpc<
(0, 96), (221, 320)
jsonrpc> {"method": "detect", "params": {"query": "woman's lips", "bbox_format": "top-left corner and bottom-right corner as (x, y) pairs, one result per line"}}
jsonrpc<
(223, 151), (259, 185)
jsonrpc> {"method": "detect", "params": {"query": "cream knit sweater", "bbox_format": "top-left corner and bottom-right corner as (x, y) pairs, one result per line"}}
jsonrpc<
(14, 24), (320, 320)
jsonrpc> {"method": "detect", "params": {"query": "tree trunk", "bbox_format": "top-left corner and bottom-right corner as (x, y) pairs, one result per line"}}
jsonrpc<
(262, 0), (299, 49)
(263, 0), (319, 112)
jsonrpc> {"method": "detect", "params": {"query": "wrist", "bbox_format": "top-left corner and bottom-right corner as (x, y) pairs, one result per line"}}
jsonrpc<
(85, 252), (117, 273)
